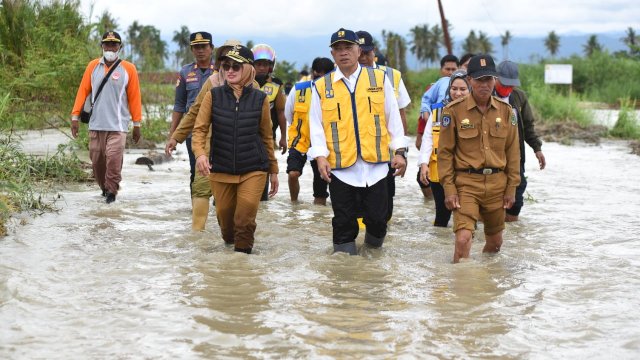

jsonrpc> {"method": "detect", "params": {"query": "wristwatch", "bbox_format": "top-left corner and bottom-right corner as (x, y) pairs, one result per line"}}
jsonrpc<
(394, 147), (408, 160)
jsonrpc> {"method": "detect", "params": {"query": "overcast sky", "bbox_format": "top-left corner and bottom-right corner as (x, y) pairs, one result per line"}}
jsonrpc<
(81, 0), (638, 40)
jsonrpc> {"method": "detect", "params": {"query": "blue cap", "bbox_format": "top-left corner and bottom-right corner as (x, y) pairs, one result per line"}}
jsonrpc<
(330, 28), (359, 47)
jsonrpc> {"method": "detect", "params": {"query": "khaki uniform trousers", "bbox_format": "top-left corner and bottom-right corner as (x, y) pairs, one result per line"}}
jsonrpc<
(453, 172), (507, 235)
(210, 171), (267, 251)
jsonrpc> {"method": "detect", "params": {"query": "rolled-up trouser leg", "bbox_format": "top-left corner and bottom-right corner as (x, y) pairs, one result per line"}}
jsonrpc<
(364, 233), (384, 248)
(333, 242), (357, 255)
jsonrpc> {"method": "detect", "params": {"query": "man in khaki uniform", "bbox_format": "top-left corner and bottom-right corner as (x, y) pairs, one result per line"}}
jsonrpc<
(437, 54), (520, 263)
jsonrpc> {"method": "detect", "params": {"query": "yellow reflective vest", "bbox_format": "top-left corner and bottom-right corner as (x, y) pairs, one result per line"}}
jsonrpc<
(428, 102), (445, 183)
(378, 65), (401, 101)
(314, 67), (390, 169)
(260, 81), (281, 106)
(287, 81), (312, 153)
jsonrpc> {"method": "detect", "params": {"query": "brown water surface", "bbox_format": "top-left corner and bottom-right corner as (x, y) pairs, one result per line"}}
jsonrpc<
(1, 134), (639, 358)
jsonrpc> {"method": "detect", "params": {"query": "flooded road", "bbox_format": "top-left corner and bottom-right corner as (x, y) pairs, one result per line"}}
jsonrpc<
(2, 136), (640, 359)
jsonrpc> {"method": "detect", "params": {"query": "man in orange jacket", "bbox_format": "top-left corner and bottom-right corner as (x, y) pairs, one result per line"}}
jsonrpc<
(71, 31), (142, 204)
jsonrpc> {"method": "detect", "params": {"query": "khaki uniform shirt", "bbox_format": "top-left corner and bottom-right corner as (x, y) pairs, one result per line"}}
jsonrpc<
(437, 95), (520, 197)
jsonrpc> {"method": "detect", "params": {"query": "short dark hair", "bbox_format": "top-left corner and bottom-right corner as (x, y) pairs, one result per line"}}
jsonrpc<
(299, 70), (309, 76)
(440, 54), (459, 68)
(312, 57), (335, 75)
(459, 53), (476, 66)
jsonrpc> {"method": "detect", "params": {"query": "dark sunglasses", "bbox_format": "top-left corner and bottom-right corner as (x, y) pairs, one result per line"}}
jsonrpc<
(222, 62), (242, 72)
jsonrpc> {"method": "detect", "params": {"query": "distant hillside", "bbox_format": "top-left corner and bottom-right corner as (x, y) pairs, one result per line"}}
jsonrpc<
(161, 31), (631, 71)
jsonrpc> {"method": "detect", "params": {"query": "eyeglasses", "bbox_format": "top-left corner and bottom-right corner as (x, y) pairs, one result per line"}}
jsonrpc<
(222, 62), (242, 72)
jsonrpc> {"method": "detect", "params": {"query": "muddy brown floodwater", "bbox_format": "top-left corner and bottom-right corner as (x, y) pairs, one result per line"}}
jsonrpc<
(1, 131), (640, 359)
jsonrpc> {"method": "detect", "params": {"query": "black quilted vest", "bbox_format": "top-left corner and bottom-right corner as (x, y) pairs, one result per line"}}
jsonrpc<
(209, 85), (269, 174)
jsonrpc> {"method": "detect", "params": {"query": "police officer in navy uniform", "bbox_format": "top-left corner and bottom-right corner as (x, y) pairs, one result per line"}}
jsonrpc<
(170, 31), (215, 191)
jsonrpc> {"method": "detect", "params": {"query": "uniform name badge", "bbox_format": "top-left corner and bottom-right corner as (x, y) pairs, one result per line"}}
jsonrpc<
(460, 118), (474, 129)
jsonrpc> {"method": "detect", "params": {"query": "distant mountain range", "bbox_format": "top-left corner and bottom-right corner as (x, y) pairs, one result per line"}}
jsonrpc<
(163, 31), (630, 71)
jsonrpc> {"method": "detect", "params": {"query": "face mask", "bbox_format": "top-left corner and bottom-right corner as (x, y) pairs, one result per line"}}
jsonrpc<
(495, 82), (513, 98)
(103, 50), (119, 62)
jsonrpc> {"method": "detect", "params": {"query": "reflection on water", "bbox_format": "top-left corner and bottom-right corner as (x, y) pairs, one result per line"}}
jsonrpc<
(1, 139), (640, 358)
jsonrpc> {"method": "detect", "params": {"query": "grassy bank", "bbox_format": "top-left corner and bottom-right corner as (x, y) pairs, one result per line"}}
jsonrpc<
(403, 52), (640, 140)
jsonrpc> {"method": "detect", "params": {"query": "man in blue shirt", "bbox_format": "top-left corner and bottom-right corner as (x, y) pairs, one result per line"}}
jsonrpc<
(170, 32), (215, 192)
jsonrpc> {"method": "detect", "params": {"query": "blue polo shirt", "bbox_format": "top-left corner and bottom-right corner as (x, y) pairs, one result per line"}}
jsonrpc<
(420, 76), (450, 116)
(173, 61), (215, 113)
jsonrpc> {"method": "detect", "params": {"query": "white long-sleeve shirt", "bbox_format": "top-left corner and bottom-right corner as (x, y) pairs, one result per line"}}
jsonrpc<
(418, 115), (434, 165)
(307, 64), (408, 187)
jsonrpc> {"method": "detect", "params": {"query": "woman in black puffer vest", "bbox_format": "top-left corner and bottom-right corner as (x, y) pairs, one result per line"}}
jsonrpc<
(192, 45), (279, 254)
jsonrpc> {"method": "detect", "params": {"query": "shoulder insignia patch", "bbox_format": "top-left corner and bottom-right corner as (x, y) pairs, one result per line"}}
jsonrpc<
(442, 114), (451, 127)
(263, 86), (273, 95)
(511, 113), (517, 125)
(175, 78), (180, 87)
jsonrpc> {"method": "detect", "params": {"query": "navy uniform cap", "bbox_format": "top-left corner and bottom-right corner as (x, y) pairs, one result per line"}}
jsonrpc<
(356, 30), (375, 51)
(222, 45), (254, 64)
(190, 32), (213, 46)
(466, 54), (498, 79)
(101, 31), (121, 43)
(330, 28), (359, 47)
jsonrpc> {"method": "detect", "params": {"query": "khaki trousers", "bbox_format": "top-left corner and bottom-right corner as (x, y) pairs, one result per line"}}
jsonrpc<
(210, 171), (267, 251)
(89, 131), (127, 195)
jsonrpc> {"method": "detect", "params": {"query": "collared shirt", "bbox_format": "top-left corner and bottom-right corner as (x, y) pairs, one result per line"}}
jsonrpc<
(373, 64), (411, 109)
(308, 64), (408, 187)
(437, 94), (520, 197)
(420, 76), (449, 116)
(173, 62), (215, 113)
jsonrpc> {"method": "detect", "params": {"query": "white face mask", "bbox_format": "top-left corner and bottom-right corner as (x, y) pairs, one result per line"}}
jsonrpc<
(103, 49), (119, 62)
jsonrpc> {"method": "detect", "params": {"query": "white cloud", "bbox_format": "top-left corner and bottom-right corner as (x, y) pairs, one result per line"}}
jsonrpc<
(82, 0), (639, 41)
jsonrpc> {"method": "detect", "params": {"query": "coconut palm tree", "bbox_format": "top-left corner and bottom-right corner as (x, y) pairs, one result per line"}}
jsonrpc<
(583, 34), (602, 57)
(462, 30), (479, 54)
(172, 25), (190, 68)
(382, 30), (408, 73)
(544, 31), (560, 58)
(477, 31), (493, 54)
(96, 10), (118, 35)
(409, 24), (430, 66)
(621, 27), (639, 56)
(501, 30), (512, 60)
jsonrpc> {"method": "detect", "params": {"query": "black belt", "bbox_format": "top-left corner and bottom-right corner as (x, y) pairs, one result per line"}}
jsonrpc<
(456, 168), (501, 175)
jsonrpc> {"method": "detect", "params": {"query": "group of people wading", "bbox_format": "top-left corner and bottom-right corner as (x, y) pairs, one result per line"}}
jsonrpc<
(72, 28), (546, 262)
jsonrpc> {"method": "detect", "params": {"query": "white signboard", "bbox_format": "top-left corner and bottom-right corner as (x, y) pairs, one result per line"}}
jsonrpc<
(545, 64), (573, 84)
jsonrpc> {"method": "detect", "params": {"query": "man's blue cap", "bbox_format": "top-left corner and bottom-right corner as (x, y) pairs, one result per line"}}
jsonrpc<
(330, 28), (359, 47)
